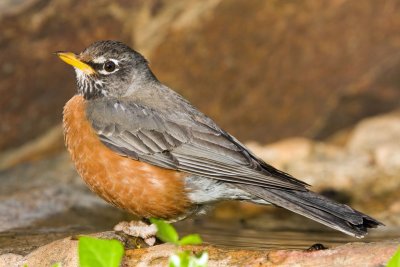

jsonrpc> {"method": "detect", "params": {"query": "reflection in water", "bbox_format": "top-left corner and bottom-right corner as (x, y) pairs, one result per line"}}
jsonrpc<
(0, 215), (398, 255)
(176, 219), (399, 250)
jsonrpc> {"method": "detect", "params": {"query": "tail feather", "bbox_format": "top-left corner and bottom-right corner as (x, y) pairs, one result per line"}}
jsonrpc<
(237, 185), (383, 238)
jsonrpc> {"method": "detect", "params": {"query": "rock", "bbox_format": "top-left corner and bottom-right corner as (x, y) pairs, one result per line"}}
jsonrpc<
(150, 0), (400, 143)
(246, 136), (373, 192)
(240, 112), (400, 220)
(2, 0), (400, 151)
(347, 111), (400, 153)
(0, 153), (130, 255)
(0, 0), (39, 18)
(0, 232), (128, 267)
(0, 0), (222, 152)
(0, 153), (116, 232)
(0, 124), (64, 170)
(374, 144), (400, 175)
(0, 233), (397, 267)
(263, 240), (399, 267)
(0, 253), (23, 267)
(246, 138), (314, 169)
(0, 0), (131, 151)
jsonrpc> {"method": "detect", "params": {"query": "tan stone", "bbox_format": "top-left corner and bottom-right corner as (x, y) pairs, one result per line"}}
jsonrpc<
(246, 138), (313, 169)
(347, 111), (400, 153)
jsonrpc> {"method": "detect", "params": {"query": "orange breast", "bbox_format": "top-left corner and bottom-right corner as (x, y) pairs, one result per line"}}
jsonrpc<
(63, 95), (192, 219)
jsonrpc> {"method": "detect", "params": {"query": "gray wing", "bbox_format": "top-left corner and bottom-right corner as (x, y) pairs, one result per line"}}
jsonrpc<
(86, 98), (308, 190)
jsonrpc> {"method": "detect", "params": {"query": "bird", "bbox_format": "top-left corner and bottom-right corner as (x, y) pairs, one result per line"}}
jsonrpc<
(56, 40), (382, 245)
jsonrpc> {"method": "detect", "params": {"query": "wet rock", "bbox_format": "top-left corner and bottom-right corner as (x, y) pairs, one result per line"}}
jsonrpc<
(0, 153), (110, 232)
(0, 153), (130, 255)
(0, 233), (397, 267)
(264, 240), (399, 267)
(0, 232), (128, 267)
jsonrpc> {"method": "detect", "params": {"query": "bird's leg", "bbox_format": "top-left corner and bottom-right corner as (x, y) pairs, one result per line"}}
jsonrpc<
(113, 220), (157, 246)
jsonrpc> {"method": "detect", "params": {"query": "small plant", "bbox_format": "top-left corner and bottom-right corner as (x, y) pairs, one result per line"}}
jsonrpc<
(387, 246), (400, 267)
(78, 236), (124, 267)
(150, 218), (208, 267)
(29, 221), (205, 267)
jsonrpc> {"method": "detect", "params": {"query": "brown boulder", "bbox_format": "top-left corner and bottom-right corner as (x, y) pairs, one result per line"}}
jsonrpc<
(2, 0), (400, 151)
(150, 0), (400, 143)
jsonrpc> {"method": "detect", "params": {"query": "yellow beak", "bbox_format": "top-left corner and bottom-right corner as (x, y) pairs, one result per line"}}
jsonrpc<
(56, 52), (95, 75)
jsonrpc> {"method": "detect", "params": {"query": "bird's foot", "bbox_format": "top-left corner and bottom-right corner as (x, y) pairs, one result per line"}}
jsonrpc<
(114, 220), (157, 246)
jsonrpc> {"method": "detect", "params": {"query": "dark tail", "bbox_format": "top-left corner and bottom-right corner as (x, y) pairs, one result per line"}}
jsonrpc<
(237, 185), (383, 238)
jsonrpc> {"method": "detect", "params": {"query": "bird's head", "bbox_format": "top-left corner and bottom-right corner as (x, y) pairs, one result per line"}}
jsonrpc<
(56, 40), (156, 99)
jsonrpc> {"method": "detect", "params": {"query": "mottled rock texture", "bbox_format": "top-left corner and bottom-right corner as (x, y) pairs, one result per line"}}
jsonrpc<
(1, 233), (398, 267)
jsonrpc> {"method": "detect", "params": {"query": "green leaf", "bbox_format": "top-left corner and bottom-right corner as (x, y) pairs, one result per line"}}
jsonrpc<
(150, 218), (179, 244)
(387, 246), (400, 267)
(78, 236), (124, 267)
(51, 264), (61, 267)
(178, 234), (203, 246)
(178, 251), (191, 267)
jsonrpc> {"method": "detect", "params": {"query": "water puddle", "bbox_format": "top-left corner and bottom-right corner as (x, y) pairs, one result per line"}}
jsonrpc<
(178, 220), (399, 250)
(1, 209), (398, 255)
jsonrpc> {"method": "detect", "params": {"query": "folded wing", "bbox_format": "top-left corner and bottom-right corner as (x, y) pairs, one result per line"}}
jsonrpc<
(86, 98), (308, 190)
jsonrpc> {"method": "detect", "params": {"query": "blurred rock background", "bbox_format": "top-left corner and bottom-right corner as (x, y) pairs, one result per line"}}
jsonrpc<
(2, 0), (400, 152)
(0, 0), (399, 257)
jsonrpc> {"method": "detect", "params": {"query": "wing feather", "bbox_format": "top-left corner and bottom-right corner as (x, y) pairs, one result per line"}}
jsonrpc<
(86, 98), (308, 190)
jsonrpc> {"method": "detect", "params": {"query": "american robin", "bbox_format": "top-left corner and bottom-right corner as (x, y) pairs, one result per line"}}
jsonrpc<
(57, 40), (382, 245)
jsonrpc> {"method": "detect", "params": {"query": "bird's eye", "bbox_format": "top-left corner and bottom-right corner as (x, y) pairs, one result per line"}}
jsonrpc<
(104, 61), (116, 72)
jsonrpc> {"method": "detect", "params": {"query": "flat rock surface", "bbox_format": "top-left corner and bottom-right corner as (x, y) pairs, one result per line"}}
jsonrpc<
(125, 240), (400, 267)
(1, 232), (398, 267)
